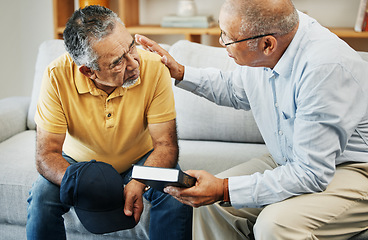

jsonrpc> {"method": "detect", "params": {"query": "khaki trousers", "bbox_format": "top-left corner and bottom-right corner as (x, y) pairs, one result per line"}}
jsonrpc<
(193, 154), (368, 240)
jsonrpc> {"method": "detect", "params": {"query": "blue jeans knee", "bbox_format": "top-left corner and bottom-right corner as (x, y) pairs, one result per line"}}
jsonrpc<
(26, 175), (70, 240)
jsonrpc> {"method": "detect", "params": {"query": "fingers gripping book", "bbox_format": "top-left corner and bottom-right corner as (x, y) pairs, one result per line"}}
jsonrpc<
(131, 165), (197, 192)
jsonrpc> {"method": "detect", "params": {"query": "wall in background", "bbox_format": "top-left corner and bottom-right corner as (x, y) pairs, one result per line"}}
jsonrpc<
(293, 0), (359, 27)
(0, 0), (365, 99)
(0, 0), (53, 99)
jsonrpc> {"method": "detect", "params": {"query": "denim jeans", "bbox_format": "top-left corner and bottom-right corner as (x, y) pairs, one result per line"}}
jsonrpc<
(26, 151), (193, 240)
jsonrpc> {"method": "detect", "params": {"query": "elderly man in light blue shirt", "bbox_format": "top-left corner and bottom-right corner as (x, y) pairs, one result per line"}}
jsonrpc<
(136, 0), (368, 239)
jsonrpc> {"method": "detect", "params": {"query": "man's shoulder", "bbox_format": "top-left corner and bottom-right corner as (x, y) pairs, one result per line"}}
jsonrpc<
(48, 52), (75, 72)
(137, 48), (171, 80)
(137, 48), (163, 65)
(44, 52), (83, 92)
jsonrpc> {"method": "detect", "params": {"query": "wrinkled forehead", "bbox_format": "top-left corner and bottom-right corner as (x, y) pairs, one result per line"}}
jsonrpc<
(91, 23), (133, 61)
(219, 3), (243, 35)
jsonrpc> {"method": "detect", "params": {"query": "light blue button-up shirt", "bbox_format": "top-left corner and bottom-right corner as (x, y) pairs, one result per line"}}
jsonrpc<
(177, 12), (368, 208)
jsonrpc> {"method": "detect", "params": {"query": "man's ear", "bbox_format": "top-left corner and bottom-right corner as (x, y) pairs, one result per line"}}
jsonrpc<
(79, 65), (97, 80)
(261, 36), (277, 56)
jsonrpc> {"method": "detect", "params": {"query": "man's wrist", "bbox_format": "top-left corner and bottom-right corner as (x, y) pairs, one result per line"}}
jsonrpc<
(131, 179), (148, 193)
(175, 64), (185, 81)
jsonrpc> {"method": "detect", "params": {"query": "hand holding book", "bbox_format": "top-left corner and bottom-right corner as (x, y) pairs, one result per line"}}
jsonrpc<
(131, 165), (197, 192)
(163, 170), (228, 208)
(132, 166), (229, 207)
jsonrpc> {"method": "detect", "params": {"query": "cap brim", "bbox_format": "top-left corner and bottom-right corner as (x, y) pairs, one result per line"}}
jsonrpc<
(75, 206), (137, 234)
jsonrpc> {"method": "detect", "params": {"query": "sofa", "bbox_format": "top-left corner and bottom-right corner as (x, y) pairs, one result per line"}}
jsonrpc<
(0, 39), (367, 239)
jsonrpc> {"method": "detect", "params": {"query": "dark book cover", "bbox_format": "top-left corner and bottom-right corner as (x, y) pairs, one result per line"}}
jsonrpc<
(131, 165), (197, 192)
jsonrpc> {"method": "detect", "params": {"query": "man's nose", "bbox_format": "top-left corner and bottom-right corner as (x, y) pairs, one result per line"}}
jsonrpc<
(125, 54), (139, 70)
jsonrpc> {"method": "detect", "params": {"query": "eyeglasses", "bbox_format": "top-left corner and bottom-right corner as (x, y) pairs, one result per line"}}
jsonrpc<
(109, 39), (136, 70)
(220, 30), (275, 46)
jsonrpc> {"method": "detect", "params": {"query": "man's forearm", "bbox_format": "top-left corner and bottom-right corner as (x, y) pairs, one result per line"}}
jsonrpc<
(146, 119), (179, 169)
(143, 144), (178, 169)
(36, 128), (68, 186)
(36, 152), (70, 186)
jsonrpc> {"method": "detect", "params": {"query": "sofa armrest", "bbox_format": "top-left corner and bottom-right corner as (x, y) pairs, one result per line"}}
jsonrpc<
(0, 96), (31, 142)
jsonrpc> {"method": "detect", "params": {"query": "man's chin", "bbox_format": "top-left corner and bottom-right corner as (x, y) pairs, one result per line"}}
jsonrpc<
(122, 77), (139, 88)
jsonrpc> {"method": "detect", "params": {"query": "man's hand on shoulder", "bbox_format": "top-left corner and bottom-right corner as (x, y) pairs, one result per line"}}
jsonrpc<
(135, 34), (185, 81)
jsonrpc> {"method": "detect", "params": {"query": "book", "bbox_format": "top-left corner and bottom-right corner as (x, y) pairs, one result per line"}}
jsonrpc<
(131, 165), (197, 192)
(161, 15), (216, 28)
(355, 0), (368, 32)
(363, 6), (368, 31)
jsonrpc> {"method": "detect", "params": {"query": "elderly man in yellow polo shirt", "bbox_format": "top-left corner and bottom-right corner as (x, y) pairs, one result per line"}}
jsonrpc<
(26, 5), (192, 240)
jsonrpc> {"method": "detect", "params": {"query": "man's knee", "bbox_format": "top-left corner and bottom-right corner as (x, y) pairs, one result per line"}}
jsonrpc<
(254, 201), (316, 240)
(254, 205), (279, 238)
(254, 203), (298, 239)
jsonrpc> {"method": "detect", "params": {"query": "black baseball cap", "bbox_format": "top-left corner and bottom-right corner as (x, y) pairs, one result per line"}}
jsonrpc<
(60, 160), (136, 234)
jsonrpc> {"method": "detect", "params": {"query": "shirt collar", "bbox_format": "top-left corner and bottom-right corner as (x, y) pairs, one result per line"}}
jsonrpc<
(75, 71), (98, 95)
(272, 11), (310, 78)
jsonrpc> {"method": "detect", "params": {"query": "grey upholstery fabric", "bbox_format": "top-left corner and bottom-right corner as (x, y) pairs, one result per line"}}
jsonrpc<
(27, 40), (66, 130)
(0, 97), (30, 142)
(178, 140), (268, 175)
(359, 51), (368, 61)
(0, 131), (37, 228)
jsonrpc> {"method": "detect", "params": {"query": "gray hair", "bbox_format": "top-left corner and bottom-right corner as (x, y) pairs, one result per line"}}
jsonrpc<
(225, 0), (299, 50)
(63, 5), (124, 70)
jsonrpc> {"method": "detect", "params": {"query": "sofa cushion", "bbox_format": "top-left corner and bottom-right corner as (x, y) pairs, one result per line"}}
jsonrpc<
(169, 40), (264, 143)
(0, 131), (37, 227)
(27, 40), (66, 130)
(178, 140), (269, 175)
(0, 97), (30, 142)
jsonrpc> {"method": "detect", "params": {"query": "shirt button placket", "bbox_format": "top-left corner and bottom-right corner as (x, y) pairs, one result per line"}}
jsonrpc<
(106, 98), (113, 128)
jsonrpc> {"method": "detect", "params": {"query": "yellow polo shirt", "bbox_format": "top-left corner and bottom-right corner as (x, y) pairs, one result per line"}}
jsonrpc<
(35, 49), (176, 173)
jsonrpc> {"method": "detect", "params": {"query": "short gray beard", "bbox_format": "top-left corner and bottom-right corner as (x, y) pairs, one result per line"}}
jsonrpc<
(122, 78), (139, 88)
